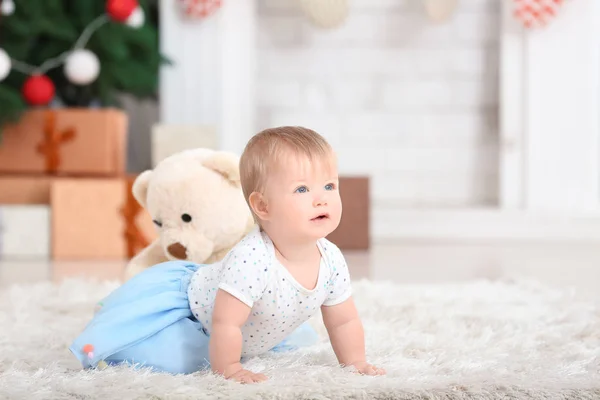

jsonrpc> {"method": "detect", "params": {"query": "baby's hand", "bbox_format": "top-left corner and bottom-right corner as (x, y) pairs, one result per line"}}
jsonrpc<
(348, 361), (386, 376)
(227, 369), (268, 384)
(223, 363), (268, 384)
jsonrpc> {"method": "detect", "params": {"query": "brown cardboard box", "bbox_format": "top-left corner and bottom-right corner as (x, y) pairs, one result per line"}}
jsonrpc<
(0, 176), (53, 204)
(51, 177), (157, 259)
(0, 108), (127, 176)
(326, 176), (370, 250)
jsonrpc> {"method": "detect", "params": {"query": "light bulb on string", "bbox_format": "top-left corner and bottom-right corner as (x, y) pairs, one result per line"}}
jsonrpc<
(1, 0), (15, 16)
(0, 48), (11, 81)
(126, 6), (145, 28)
(64, 49), (100, 85)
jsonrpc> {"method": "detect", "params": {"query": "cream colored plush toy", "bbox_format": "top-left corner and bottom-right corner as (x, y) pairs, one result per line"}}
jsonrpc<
(123, 148), (255, 280)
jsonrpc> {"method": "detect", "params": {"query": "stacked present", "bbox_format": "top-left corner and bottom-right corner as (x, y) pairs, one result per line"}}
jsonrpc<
(0, 108), (157, 261)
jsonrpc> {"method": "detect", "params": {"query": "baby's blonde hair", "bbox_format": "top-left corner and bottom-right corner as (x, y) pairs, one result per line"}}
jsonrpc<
(240, 126), (334, 219)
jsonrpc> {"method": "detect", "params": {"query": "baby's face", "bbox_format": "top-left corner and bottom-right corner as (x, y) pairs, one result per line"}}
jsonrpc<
(264, 153), (342, 242)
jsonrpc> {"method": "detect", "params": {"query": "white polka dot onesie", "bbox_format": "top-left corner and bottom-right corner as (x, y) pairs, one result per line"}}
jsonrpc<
(187, 226), (352, 357)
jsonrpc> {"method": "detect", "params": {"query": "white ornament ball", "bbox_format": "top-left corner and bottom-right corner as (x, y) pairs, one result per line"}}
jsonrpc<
(424, 0), (459, 23)
(299, 0), (349, 29)
(1, 0), (15, 16)
(126, 6), (145, 28)
(0, 48), (11, 82)
(64, 49), (100, 85)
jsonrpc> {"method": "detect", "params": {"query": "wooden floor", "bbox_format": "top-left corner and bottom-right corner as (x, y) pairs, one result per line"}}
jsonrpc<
(2, 241), (599, 298)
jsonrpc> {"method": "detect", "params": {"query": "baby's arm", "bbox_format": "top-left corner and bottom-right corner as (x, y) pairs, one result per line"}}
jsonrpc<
(210, 289), (267, 383)
(321, 297), (386, 376)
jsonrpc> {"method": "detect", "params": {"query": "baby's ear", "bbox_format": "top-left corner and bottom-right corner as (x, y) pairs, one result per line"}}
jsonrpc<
(248, 191), (269, 221)
(202, 151), (241, 187)
(132, 170), (153, 208)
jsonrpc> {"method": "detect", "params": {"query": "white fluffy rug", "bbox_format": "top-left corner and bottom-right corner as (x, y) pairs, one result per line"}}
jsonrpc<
(0, 277), (598, 399)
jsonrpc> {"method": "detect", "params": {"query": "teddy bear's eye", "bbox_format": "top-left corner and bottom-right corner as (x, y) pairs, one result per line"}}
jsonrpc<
(152, 220), (162, 228)
(181, 214), (192, 223)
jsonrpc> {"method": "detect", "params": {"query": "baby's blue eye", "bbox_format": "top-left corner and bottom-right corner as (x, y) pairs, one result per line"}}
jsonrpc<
(325, 183), (335, 191)
(295, 186), (308, 193)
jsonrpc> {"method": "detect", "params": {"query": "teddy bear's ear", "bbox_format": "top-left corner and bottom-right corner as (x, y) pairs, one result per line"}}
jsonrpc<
(202, 151), (241, 187)
(132, 170), (153, 208)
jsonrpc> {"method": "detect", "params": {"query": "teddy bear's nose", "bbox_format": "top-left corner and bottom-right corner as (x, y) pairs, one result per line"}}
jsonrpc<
(167, 243), (187, 260)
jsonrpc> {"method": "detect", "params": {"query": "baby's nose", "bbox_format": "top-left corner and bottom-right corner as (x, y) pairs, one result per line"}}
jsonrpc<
(314, 196), (327, 206)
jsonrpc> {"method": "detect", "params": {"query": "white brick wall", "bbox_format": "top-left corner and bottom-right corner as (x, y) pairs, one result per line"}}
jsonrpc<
(256, 0), (500, 208)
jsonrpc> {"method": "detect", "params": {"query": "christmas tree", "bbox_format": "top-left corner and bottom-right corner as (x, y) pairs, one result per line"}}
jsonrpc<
(0, 0), (165, 134)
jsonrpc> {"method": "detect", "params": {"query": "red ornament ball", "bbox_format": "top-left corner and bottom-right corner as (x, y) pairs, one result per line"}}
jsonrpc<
(22, 75), (55, 106)
(106, 0), (138, 22)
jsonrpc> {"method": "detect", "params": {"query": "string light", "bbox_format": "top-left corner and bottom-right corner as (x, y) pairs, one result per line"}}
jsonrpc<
(0, 0), (15, 16)
(0, 0), (145, 105)
(8, 15), (109, 77)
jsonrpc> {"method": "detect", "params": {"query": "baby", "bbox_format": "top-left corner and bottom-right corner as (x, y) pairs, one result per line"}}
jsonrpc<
(69, 126), (384, 383)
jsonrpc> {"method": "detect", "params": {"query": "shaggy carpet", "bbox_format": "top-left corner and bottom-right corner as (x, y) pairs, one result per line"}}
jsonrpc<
(0, 277), (598, 400)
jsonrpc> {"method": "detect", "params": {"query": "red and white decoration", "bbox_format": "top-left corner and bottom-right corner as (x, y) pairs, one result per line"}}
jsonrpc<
(513, 0), (566, 28)
(178, 0), (222, 19)
(0, 0), (145, 106)
(298, 0), (349, 29)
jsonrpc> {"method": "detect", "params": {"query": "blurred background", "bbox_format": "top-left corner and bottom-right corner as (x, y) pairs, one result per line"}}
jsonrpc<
(0, 0), (599, 295)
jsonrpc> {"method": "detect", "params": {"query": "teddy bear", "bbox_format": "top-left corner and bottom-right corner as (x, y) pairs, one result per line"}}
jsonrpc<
(123, 148), (255, 280)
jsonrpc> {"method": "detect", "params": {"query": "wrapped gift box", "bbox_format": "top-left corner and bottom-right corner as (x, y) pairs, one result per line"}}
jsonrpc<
(51, 177), (158, 259)
(0, 108), (127, 176)
(0, 205), (50, 259)
(0, 176), (54, 204)
(326, 176), (370, 250)
(151, 124), (217, 167)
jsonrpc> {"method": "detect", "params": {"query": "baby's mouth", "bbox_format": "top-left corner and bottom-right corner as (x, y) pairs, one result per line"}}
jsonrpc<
(311, 213), (329, 221)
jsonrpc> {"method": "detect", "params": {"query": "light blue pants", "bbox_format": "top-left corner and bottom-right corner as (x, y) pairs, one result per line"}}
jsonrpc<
(69, 261), (318, 374)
